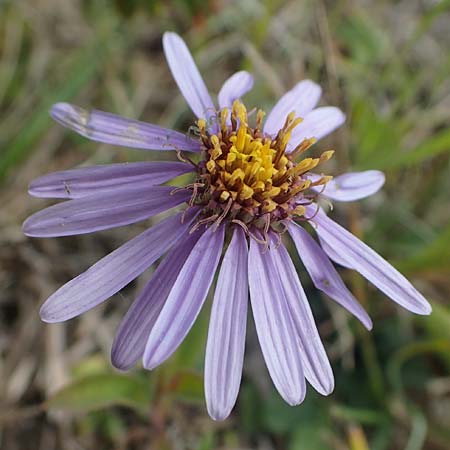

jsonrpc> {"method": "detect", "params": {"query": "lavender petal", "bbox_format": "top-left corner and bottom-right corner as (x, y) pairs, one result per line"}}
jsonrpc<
(313, 209), (432, 315)
(50, 103), (200, 152)
(163, 32), (216, 121)
(288, 222), (372, 330)
(317, 235), (355, 269)
(29, 161), (194, 199)
(143, 225), (225, 370)
(270, 237), (334, 395)
(111, 231), (201, 370)
(205, 227), (248, 421)
(23, 185), (190, 237)
(217, 71), (254, 109)
(39, 209), (199, 323)
(308, 170), (385, 202)
(264, 80), (322, 136)
(288, 107), (346, 151)
(248, 238), (306, 405)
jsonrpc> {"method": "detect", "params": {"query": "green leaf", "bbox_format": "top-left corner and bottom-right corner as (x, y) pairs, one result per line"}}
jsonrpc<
(289, 426), (330, 450)
(351, 98), (404, 166)
(330, 404), (388, 425)
(261, 391), (328, 434)
(47, 373), (152, 413)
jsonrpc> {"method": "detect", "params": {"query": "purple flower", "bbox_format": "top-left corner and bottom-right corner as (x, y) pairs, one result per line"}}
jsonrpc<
(23, 32), (431, 421)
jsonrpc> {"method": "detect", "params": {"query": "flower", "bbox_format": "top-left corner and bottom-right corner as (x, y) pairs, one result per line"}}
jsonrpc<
(23, 32), (431, 421)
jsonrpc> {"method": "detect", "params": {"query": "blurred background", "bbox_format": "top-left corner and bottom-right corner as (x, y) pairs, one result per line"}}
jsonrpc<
(1, 0), (450, 449)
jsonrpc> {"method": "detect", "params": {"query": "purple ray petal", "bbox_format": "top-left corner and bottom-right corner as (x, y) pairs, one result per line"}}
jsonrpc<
(143, 225), (225, 370)
(248, 237), (306, 405)
(205, 227), (248, 421)
(288, 106), (345, 151)
(163, 32), (216, 121)
(264, 80), (322, 136)
(29, 161), (194, 199)
(23, 185), (190, 237)
(312, 209), (432, 315)
(308, 170), (385, 202)
(270, 236), (334, 396)
(217, 71), (254, 109)
(50, 103), (200, 152)
(317, 234), (355, 269)
(39, 209), (200, 323)
(288, 222), (372, 330)
(111, 231), (201, 370)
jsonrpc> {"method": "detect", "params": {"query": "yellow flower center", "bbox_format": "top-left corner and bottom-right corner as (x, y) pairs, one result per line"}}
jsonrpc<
(193, 100), (333, 228)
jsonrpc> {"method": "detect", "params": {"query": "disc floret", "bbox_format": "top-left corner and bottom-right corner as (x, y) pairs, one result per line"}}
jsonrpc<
(191, 100), (333, 231)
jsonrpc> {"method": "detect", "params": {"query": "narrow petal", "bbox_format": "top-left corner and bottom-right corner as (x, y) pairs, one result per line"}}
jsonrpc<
(288, 106), (346, 151)
(308, 170), (385, 202)
(205, 227), (248, 421)
(143, 225), (225, 370)
(317, 234), (355, 269)
(23, 185), (190, 237)
(111, 231), (201, 370)
(29, 161), (194, 199)
(313, 209), (432, 315)
(270, 237), (334, 396)
(39, 208), (200, 323)
(50, 103), (200, 152)
(248, 238), (306, 405)
(163, 32), (215, 121)
(264, 80), (322, 136)
(217, 71), (254, 109)
(288, 222), (372, 330)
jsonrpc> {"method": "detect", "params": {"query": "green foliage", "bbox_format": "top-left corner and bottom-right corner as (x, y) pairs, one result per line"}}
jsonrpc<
(47, 373), (152, 413)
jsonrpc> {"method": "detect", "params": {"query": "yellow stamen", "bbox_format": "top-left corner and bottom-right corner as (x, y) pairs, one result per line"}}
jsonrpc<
(197, 100), (334, 226)
(320, 150), (335, 162)
(206, 160), (216, 173)
(293, 205), (306, 216)
(197, 118), (206, 131)
(240, 184), (254, 200)
(220, 108), (229, 133)
(210, 135), (222, 159)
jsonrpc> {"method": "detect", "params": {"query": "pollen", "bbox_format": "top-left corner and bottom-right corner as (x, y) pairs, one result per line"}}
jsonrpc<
(193, 100), (333, 228)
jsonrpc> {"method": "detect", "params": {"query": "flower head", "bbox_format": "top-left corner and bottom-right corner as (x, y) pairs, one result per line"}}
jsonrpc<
(23, 31), (431, 421)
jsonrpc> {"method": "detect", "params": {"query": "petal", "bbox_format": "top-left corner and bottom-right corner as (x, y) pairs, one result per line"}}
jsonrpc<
(217, 71), (254, 109)
(308, 170), (385, 202)
(51, 103), (200, 152)
(248, 237), (306, 405)
(111, 231), (201, 370)
(270, 237), (334, 396)
(163, 32), (216, 121)
(23, 185), (190, 237)
(288, 222), (372, 330)
(39, 208), (200, 323)
(317, 234), (355, 269)
(312, 209), (432, 315)
(205, 227), (248, 421)
(29, 161), (194, 199)
(288, 106), (346, 151)
(143, 225), (225, 370)
(264, 80), (322, 136)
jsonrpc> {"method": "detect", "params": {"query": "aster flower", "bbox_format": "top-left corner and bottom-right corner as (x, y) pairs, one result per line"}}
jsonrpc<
(23, 32), (431, 421)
